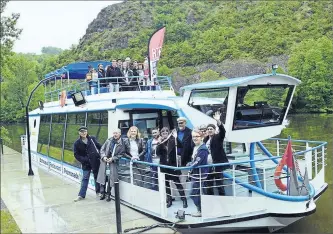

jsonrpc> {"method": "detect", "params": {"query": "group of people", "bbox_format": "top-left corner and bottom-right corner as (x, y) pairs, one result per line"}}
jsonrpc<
(73, 111), (229, 217)
(85, 57), (151, 92)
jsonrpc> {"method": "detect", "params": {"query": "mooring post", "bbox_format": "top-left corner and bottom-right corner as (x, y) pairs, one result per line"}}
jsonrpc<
(115, 179), (122, 234)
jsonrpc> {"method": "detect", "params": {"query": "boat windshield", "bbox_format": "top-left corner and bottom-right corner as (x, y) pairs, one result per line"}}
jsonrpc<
(233, 85), (293, 130)
(188, 88), (229, 123)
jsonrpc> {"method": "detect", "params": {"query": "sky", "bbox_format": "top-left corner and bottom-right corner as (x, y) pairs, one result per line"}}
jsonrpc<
(4, 1), (120, 54)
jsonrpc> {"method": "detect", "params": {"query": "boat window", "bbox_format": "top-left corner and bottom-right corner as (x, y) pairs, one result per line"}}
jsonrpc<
(87, 111), (108, 142)
(37, 115), (51, 155)
(48, 114), (66, 161)
(188, 88), (229, 124)
(162, 110), (178, 130)
(132, 112), (159, 140)
(119, 120), (130, 137)
(63, 113), (87, 167)
(233, 85), (293, 130)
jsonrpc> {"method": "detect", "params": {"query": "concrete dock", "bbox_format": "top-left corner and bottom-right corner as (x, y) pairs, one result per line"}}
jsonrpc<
(1, 146), (176, 233)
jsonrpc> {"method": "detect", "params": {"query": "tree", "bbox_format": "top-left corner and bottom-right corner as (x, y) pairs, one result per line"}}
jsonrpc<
(41, 46), (63, 55)
(0, 54), (40, 122)
(0, 126), (12, 145)
(288, 37), (333, 112)
(199, 69), (226, 82)
(0, 0), (22, 59)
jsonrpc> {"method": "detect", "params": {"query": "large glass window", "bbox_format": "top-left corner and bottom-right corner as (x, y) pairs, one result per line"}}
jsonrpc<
(188, 88), (229, 123)
(37, 115), (51, 155)
(63, 113), (86, 167)
(87, 112), (108, 143)
(48, 114), (66, 161)
(132, 112), (159, 139)
(233, 85), (293, 130)
(162, 110), (178, 130)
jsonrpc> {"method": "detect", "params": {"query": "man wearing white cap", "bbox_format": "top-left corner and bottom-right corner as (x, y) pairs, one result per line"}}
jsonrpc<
(176, 117), (193, 166)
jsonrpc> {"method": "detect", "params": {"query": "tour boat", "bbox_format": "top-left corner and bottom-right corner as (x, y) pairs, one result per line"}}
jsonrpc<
(21, 61), (328, 233)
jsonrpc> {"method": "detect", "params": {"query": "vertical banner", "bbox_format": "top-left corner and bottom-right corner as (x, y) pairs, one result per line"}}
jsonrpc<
(148, 26), (166, 85)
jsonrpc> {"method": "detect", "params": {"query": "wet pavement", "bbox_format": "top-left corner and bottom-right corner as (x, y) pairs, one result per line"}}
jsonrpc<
(1, 146), (175, 233)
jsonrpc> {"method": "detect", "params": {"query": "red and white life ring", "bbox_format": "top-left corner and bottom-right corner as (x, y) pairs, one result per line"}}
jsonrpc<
(274, 157), (287, 191)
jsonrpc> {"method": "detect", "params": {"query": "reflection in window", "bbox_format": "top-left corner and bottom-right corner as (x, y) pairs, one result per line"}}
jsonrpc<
(49, 114), (66, 161)
(87, 112), (108, 143)
(162, 110), (178, 130)
(188, 88), (229, 123)
(233, 85), (293, 130)
(37, 115), (51, 155)
(64, 113), (86, 167)
(132, 112), (158, 139)
(119, 120), (130, 137)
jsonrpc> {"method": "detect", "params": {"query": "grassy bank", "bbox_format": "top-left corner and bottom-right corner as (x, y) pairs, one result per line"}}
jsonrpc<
(0, 210), (21, 234)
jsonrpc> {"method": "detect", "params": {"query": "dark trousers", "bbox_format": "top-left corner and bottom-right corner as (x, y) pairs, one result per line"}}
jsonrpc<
(100, 175), (112, 195)
(78, 170), (100, 198)
(206, 168), (225, 196)
(165, 173), (186, 201)
(191, 179), (205, 211)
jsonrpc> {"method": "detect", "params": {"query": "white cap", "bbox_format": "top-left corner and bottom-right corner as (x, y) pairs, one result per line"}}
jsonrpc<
(177, 117), (187, 122)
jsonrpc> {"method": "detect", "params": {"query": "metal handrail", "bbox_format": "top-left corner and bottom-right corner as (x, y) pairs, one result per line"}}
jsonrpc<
(44, 76), (174, 100)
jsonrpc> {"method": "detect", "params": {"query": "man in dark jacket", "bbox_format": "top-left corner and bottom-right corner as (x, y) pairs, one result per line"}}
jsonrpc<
(176, 117), (193, 166)
(106, 60), (123, 92)
(156, 127), (188, 208)
(106, 59), (123, 78)
(73, 126), (102, 202)
(203, 111), (229, 196)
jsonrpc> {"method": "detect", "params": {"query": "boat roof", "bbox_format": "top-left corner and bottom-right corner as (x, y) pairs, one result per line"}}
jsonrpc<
(44, 60), (112, 80)
(180, 74), (301, 91)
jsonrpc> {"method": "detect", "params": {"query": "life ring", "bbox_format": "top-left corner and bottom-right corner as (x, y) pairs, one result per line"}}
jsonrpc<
(60, 90), (66, 107)
(274, 157), (287, 191)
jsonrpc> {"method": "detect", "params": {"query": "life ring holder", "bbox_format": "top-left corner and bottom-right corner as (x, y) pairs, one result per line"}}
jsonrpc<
(274, 157), (287, 191)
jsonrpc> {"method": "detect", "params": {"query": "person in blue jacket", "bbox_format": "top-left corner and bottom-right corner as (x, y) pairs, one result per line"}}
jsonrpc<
(187, 128), (209, 217)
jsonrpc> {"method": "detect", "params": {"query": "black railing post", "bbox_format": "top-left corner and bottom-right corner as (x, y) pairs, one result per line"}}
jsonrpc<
(115, 180), (122, 234)
(0, 138), (3, 156)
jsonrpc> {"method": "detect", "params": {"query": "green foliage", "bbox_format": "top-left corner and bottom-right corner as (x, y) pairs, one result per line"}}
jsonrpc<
(0, 53), (42, 122)
(0, 0), (22, 61)
(41, 46), (63, 55)
(288, 36), (333, 112)
(1, 210), (21, 234)
(0, 126), (12, 145)
(199, 69), (224, 82)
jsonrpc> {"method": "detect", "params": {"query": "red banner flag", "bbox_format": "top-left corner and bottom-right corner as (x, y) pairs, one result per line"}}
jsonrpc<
(148, 26), (166, 84)
(283, 139), (294, 169)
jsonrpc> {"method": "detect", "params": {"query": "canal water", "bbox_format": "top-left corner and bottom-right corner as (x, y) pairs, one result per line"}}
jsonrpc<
(2, 114), (332, 233)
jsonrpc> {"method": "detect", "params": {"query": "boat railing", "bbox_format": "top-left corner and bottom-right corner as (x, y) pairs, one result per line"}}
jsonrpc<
(116, 138), (326, 204)
(260, 138), (327, 181)
(44, 76), (174, 103)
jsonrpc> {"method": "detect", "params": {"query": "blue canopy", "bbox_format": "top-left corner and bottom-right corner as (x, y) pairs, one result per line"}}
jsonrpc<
(44, 60), (112, 80)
